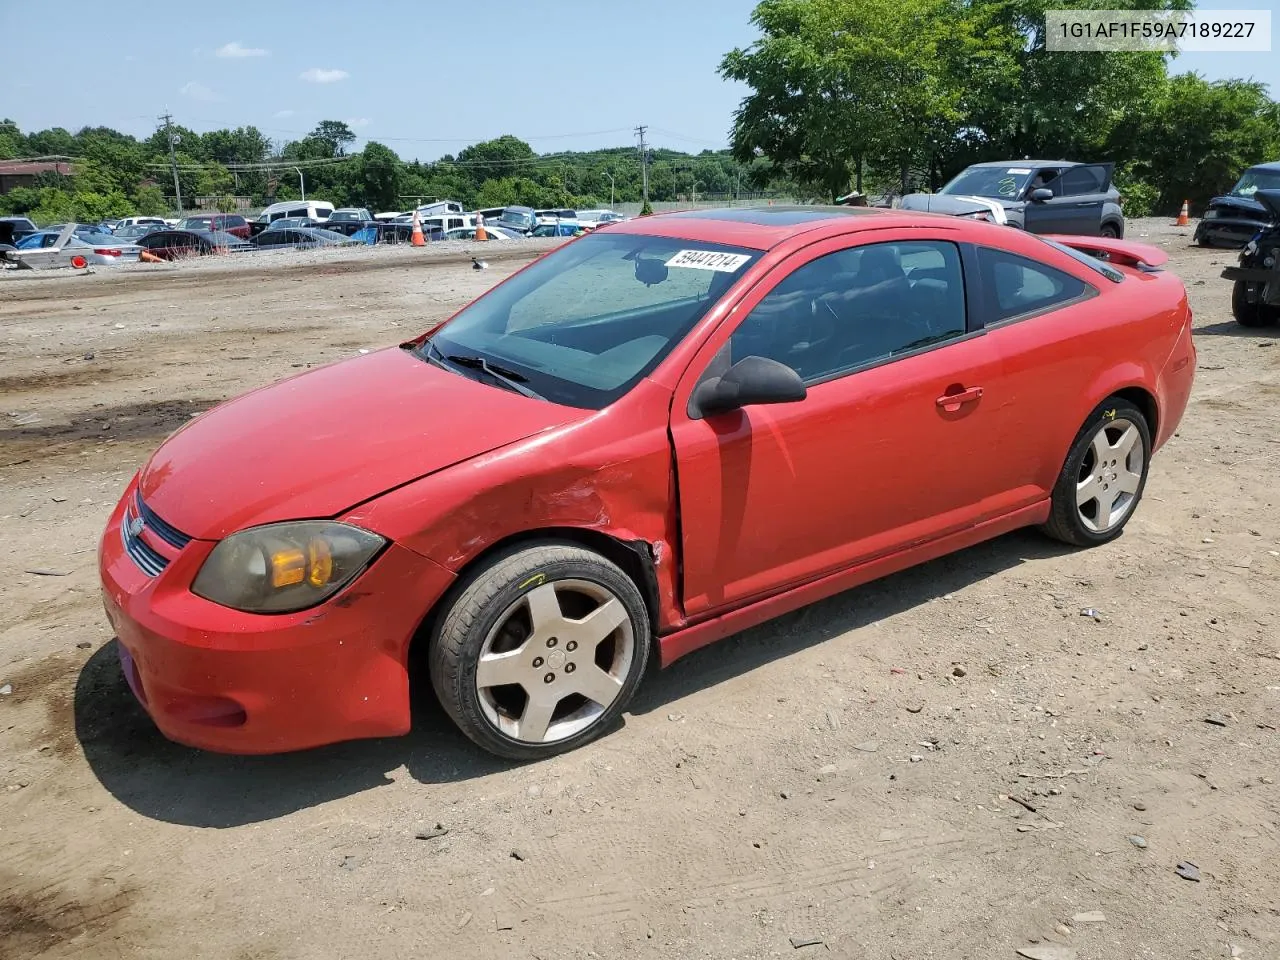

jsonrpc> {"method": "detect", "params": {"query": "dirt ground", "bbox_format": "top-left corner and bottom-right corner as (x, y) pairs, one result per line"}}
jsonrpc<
(1, 219), (1277, 960)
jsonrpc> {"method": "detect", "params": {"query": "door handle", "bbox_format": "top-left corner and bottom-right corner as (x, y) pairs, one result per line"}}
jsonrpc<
(936, 385), (983, 412)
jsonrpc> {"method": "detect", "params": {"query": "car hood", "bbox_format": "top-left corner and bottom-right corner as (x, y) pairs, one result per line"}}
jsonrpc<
(898, 193), (1022, 216)
(1205, 194), (1273, 220)
(138, 346), (589, 540)
(1253, 189), (1280, 219)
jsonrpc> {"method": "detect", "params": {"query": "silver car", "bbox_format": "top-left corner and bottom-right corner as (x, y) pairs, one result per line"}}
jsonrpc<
(2, 223), (142, 269)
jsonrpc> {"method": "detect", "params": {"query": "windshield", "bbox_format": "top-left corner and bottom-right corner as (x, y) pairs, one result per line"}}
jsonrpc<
(940, 166), (1035, 199)
(422, 232), (761, 409)
(329, 210), (361, 221)
(1230, 168), (1280, 198)
(179, 218), (212, 229)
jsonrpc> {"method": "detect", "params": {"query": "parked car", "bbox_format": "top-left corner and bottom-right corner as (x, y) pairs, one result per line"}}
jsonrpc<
(1220, 187), (1280, 327)
(1193, 161), (1280, 248)
(257, 200), (336, 224)
(328, 207), (374, 224)
(115, 216), (170, 230)
(262, 217), (324, 232)
(900, 161), (1125, 237)
(135, 229), (251, 260)
(99, 205), (1195, 760)
(112, 223), (170, 242)
(531, 222), (581, 238)
(0, 216), (38, 247)
(4, 223), (140, 268)
(535, 208), (578, 226)
(249, 227), (362, 249)
(494, 204), (537, 235)
(443, 226), (517, 241)
(176, 213), (251, 239)
(576, 209), (625, 227)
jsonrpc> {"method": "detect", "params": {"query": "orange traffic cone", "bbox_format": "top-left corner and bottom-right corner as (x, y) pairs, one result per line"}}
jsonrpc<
(139, 249), (163, 263)
(474, 215), (488, 242)
(1175, 199), (1189, 227)
(411, 209), (426, 247)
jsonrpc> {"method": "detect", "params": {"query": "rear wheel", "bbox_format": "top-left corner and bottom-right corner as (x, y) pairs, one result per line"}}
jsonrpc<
(429, 542), (651, 760)
(1099, 222), (1121, 240)
(1041, 398), (1151, 547)
(1232, 281), (1280, 327)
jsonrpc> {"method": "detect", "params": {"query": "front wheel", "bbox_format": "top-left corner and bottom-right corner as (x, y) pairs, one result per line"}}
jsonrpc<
(1232, 280), (1280, 327)
(1099, 222), (1121, 240)
(1041, 398), (1151, 547)
(429, 542), (651, 760)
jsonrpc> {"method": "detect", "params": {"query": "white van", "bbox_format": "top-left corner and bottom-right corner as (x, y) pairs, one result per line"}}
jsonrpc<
(257, 200), (336, 224)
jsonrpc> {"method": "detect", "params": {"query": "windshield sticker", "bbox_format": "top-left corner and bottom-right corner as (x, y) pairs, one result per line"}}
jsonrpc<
(1007, 168), (1032, 175)
(664, 249), (751, 272)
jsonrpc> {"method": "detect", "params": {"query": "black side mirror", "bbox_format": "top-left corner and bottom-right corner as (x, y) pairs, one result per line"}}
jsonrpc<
(1030, 187), (1054, 203)
(691, 355), (807, 418)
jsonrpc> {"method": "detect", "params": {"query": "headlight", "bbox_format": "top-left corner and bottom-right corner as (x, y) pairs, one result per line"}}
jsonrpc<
(192, 521), (386, 613)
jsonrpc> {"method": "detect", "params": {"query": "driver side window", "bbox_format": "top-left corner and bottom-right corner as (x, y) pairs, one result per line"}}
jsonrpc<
(727, 240), (967, 384)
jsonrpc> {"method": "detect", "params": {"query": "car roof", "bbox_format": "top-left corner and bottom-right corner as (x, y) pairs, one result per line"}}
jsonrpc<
(1247, 160), (1280, 172)
(603, 205), (932, 250)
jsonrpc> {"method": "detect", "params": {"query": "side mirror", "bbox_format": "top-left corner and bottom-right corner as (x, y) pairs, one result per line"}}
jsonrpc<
(1030, 187), (1054, 203)
(691, 355), (807, 418)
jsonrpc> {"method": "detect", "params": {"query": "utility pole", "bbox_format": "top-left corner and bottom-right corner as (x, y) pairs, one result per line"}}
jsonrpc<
(160, 112), (183, 214)
(634, 125), (650, 208)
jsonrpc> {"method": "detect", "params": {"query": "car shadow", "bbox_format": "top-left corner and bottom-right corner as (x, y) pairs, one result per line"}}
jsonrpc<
(76, 529), (1073, 828)
(1195, 319), (1280, 338)
(632, 529), (1071, 712)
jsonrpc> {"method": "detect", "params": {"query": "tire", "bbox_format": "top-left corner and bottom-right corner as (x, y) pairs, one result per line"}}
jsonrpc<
(1099, 222), (1121, 240)
(428, 542), (651, 760)
(1232, 280), (1280, 328)
(1040, 397), (1152, 548)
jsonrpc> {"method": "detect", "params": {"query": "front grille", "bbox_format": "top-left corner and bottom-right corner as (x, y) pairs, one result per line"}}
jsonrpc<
(121, 495), (191, 577)
(135, 493), (191, 549)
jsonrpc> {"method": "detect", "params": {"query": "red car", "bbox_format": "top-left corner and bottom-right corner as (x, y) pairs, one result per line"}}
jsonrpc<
(99, 207), (1196, 759)
(176, 213), (251, 239)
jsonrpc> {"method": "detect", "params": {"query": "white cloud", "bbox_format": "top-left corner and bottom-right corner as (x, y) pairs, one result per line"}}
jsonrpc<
(300, 67), (348, 84)
(217, 41), (268, 58)
(179, 81), (220, 102)
(274, 109), (295, 118)
(347, 117), (371, 128)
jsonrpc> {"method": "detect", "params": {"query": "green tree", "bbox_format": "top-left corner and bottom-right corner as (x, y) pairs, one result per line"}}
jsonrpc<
(0, 119), (22, 158)
(722, 0), (1016, 198)
(1115, 73), (1280, 213)
(356, 142), (401, 210)
(310, 120), (357, 157)
(133, 183), (170, 216)
(455, 136), (537, 186)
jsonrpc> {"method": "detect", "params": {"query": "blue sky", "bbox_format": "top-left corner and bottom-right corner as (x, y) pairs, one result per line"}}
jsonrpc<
(2, 0), (1277, 160)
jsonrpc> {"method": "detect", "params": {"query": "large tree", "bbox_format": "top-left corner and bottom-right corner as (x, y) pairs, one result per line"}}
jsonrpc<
(721, 0), (1021, 198)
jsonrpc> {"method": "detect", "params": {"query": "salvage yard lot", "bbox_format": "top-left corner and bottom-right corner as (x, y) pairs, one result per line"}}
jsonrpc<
(1, 218), (1278, 960)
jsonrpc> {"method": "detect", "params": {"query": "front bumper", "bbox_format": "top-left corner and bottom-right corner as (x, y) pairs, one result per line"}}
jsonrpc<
(98, 479), (455, 754)
(1194, 217), (1269, 247)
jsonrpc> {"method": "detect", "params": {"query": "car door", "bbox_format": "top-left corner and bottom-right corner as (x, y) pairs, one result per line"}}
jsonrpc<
(1026, 164), (1114, 236)
(969, 242), (1103, 500)
(669, 232), (1019, 618)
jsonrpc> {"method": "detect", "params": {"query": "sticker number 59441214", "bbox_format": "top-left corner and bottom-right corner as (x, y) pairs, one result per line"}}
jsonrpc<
(664, 249), (752, 272)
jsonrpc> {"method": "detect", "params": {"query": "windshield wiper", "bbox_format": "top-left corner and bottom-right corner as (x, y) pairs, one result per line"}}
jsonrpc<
(445, 352), (543, 400)
(419, 339), (543, 399)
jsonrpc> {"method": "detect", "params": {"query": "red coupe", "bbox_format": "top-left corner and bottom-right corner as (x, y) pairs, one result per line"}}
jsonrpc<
(99, 207), (1196, 759)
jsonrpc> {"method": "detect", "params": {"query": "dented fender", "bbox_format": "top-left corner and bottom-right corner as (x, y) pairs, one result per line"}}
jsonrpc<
(342, 377), (686, 633)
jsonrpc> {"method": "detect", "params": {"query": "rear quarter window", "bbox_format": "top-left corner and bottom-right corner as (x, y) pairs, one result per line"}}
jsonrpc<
(978, 247), (1093, 323)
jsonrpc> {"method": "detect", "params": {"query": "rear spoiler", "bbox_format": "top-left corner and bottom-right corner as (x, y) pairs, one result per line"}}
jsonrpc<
(1044, 234), (1169, 269)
